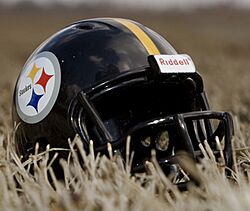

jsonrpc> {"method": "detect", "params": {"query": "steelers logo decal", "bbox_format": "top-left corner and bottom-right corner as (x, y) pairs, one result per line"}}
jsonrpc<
(16, 51), (61, 124)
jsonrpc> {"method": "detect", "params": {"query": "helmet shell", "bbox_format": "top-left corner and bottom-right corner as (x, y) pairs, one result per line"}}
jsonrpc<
(12, 18), (177, 156)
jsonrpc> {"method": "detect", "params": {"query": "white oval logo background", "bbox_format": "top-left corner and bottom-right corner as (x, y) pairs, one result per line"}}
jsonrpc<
(16, 51), (61, 124)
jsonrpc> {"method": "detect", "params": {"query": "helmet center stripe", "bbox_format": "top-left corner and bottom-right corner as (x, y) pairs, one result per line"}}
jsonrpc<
(114, 18), (160, 55)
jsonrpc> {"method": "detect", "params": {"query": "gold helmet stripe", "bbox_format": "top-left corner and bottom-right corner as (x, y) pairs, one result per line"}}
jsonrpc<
(114, 18), (160, 55)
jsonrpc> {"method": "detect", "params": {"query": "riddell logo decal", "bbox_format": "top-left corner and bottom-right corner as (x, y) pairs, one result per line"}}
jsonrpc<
(158, 57), (190, 66)
(16, 51), (61, 124)
(154, 54), (196, 73)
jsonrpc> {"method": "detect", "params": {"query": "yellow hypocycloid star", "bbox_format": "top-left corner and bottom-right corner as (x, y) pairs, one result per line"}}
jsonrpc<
(28, 63), (41, 84)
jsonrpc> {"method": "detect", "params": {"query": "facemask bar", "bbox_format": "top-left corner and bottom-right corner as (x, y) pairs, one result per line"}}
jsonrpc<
(70, 89), (234, 168)
(126, 111), (234, 172)
(69, 68), (233, 168)
(77, 92), (114, 143)
(69, 68), (150, 148)
(180, 111), (234, 167)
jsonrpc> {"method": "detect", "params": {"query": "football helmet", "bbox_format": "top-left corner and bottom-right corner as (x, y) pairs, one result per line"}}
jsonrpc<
(12, 18), (234, 178)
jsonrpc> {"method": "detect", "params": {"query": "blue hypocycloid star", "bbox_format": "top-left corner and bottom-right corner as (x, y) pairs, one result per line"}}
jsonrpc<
(26, 89), (44, 112)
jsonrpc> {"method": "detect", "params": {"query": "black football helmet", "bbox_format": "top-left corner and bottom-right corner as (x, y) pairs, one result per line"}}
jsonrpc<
(12, 18), (234, 178)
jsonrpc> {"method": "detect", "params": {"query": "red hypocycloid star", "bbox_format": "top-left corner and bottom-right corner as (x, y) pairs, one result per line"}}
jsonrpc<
(36, 68), (53, 93)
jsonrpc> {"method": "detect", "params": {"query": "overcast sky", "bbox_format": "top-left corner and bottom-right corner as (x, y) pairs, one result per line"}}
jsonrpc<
(1, 0), (250, 10)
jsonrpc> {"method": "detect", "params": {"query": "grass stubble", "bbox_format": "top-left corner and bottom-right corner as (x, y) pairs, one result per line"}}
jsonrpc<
(0, 7), (250, 211)
(0, 120), (249, 211)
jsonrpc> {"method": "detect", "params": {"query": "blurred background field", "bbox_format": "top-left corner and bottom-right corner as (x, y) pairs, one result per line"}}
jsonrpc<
(0, 2), (250, 210)
(1, 4), (250, 131)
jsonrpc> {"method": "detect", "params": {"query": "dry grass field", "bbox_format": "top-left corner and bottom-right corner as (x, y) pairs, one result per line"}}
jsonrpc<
(0, 6), (250, 210)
